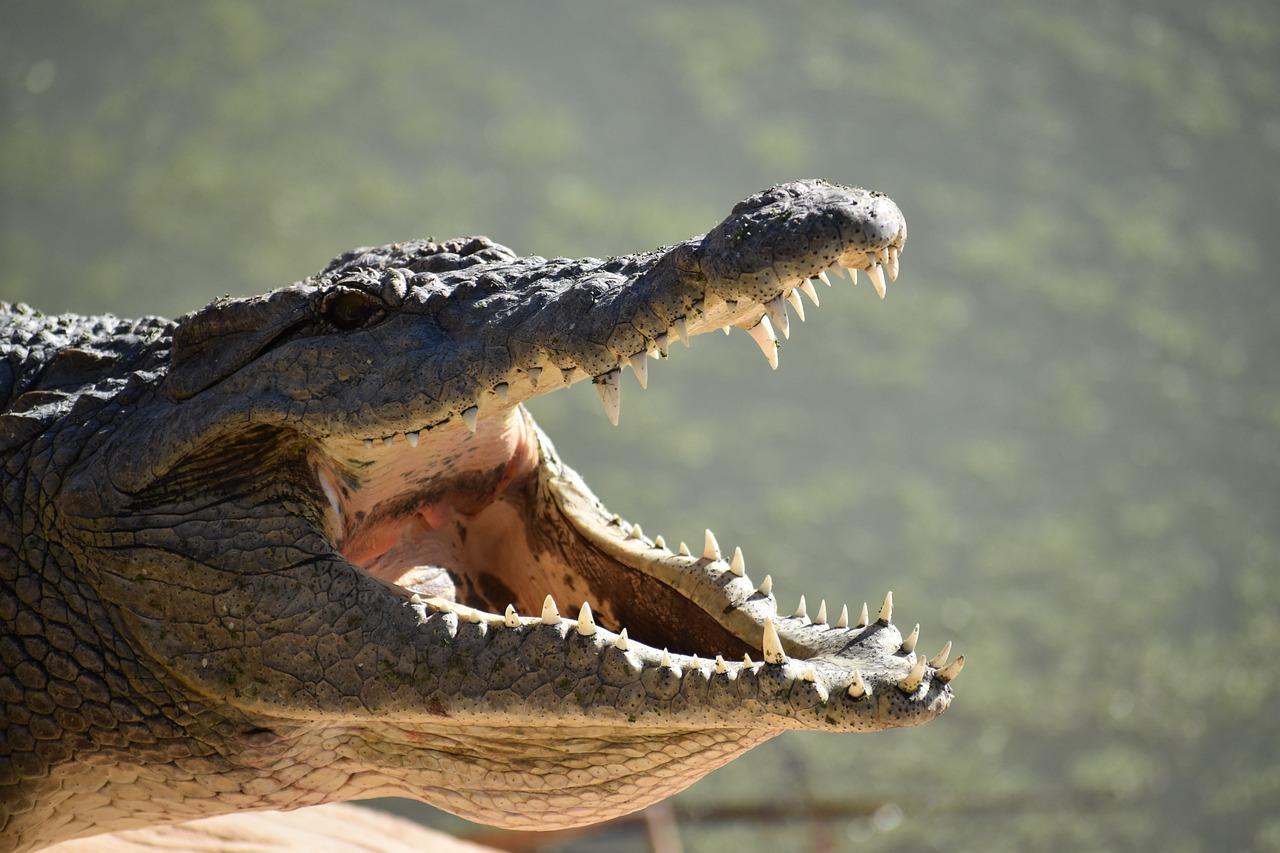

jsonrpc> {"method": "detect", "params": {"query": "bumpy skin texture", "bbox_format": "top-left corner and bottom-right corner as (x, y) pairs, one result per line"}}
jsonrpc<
(0, 181), (953, 851)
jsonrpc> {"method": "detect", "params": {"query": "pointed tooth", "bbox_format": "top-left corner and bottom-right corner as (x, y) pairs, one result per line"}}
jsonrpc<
(786, 289), (806, 322)
(527, 366), (542, 387)
(464, 607), (483, 623)
(654, 534), (668, 551)
(653, 333), (669, 356)
(878, 591), (893, 624)
(405, 431), (420, 448)
(410, 593), (425, 605)
(627, 523), (645, 541)
(363, 438), (374, 448)
(835, 604), (849, 629)
(561, 367), (575, 384)
(901, 623), (920, 654)
(876, 247), (890, 265)
(847, 670), (868, 698)
(703, 529), (721, 561)
(673, 317), (689, 347)
(766, 295), (790, 339)
(576, 602), (597, 636)
(929, 642), (953, 669)
(802, 666), (816, 683)
(495, 382), (509, 403)
(818, 270), (832, 287)
(898, 654), (927, 693)
(594, 370), (621, 425)
(743, 653), (754, 667)
(758, 574), (773, 596)
(815, 599), (828, 625)
(762, 620), (787, 665)
(846, 266), (859, 286)
(799, 279), (820, 306)
(721, 325), (731, 335)
(614, 628), (630, 651)
(745, 316), (779, 370)
(504, 604), (520, 628)
(462, 406), (479, 433)
(628, 352), (649, 389)
(715, 655), (728, 674)
(866, 262), (887, 299)
(936, 655), (966, 683)
(887, 246), (900, 281)
(382, 436), (394, 446)
(856, 602), (869, 629)
(729, 547), (745, 577)
(660, 649), (672, 668)
(541, 595), (560, 625)
(678, 541), (691, 557)
(793, 595), (808, 620)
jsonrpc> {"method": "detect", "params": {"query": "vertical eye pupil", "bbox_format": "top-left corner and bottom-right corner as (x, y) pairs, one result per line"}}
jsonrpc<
(324, 290), (382, 330)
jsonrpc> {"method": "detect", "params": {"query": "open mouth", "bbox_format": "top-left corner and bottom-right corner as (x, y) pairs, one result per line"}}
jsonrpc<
(307, 237), (962, 731)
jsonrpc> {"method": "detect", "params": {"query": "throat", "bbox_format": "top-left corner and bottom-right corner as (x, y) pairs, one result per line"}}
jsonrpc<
(313, 405), (539, 596)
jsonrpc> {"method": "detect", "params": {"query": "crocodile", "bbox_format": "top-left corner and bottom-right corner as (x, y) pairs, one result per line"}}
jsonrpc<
(0, 179), (963, 851)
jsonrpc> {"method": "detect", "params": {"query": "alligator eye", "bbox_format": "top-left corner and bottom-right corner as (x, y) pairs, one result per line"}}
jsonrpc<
(321, 289), (384, 330)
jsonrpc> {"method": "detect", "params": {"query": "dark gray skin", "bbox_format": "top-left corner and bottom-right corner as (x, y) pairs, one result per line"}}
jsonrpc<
(0, 180), (962, 851)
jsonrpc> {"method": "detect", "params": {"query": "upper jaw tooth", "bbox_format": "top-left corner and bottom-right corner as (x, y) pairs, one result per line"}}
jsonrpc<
(766, 295), (791, 339)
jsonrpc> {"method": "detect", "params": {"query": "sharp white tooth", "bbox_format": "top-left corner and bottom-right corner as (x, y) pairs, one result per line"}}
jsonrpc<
(715, 655), (728, 674)
(721, 325), (731, 335)
(382, 436), (394, 446)
(902, 623), (920, 654)
(936, 655), (966, 683)
(527, 366), (542, 387)
(673, 317), (689, 347)
(847, 670), (868, 698)
(405, 431), (420, 448)
(856, 602), (869, 629)
(742, 652), (754, 667)
(815, 600), (828, 625)
(462, 406), (479, 433)
(766, 295), (790, 339)
(504, 604), (520, 628)
(898, 655), (926, 693)
(729, 547), (745, 577)
(878, 591), (893, 624)
(793, 595), (808, 620)
(802, 667), (816, 682)
(836, 604), (849, 629)
(887, 246), (900, 281)
(576, 602), (597, 636)
(654, 534), (668, 551)
(654, 333), (669, 356)
(876, 247), (890, 265)
(561, 367), (575, 384)
(678, 541), (691, 557)
(818, 270), (832, 287)
(363, 438), (374, 448)
(846, 266), (859, 285)
(495, 382), (509, 403)
(594, 370), (622, 425)
(703, 529), (721, 561)
(628, 352), (649, 389)
(799, 279), (820, 306)
(660, 649), (673, 669)
(786, 290), (806, 322)
(690, 653), (702, 669)
(866, 262), (887, 299)
(758, 574), (773, 596)
(541, 595), (560, 625)
(762, 620), (787, 664)
(929, 642), (953, 669)
(410, 593), (425, 605)
(627, 523), (645, 541)
(745, 316), (779, 370)
(614, 628), (630, 651)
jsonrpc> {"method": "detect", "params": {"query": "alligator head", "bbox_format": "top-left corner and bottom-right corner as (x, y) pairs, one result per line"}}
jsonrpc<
(7, 180), (962, 846)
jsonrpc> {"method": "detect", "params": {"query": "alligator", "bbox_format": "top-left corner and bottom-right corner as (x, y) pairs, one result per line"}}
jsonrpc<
(0, 179), (963, 851)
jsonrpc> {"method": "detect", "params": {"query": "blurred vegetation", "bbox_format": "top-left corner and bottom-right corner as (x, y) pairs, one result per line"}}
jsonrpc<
(4, 1), (1279, 850)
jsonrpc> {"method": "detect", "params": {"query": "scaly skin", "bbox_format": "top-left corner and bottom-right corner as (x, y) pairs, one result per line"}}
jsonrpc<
(0, 180), (963, 851)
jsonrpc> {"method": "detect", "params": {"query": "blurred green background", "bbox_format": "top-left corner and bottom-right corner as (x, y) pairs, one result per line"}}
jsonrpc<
(4, 2), (1279, 850)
